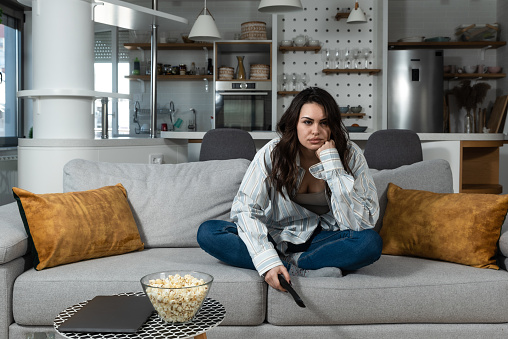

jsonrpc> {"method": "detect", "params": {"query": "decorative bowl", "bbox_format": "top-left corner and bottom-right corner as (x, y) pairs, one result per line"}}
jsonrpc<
(346, 126), (367, 132)
(339, 106), (349, 113)
(463, 65), (478, 73)
(350, 105), (362, 113)
(140, 271), (213, 324)
(487, 66), (502, 73)
(280, 40), (293, 46)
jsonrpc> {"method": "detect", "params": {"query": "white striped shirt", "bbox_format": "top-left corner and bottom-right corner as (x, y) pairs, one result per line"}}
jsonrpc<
(231, 138), (379, 276)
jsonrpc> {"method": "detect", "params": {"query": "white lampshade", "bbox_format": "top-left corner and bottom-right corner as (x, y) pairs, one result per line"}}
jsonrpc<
(189, 5), (221, 41)
(347, 1), (367, 23)
(258, 0), (303, 13)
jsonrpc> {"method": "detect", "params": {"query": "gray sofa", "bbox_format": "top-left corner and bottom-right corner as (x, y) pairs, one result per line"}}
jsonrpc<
(2, 157), (508, 339)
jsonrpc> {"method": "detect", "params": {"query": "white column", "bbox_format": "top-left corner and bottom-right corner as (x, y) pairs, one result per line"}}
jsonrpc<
(31, 0), (94, 139)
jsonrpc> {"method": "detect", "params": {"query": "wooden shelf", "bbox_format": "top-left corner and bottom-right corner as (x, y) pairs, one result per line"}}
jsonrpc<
(388, 41), (506, 50)
(277, 91), (300, 96)
(322, 69), (381, 75)
(215, 79), (271, 82)
(444, 73), (505, 79)
(335, 12), (351, 21)
(124, 42), (213, 51)
(461, 184), (503, 194)
(279, 46), (322, 54)
(125, 75), (213, 81)
(341, 113), (366, 119)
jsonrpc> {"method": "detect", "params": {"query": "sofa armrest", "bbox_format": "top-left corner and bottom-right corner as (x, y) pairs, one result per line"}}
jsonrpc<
(0, 202), (28, 265)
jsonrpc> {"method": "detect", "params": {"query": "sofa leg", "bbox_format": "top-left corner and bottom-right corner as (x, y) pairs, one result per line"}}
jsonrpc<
(195, 334), (207, 339)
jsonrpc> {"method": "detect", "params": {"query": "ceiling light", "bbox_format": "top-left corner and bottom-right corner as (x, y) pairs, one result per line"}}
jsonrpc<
(189, 0), (221, 41)
(258, 0), (303, 13)
(347, 1), (367, 24)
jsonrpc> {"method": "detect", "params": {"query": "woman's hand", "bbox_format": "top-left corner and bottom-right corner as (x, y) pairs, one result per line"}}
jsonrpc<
(264, 265), (291, 292)
(316, 139), (335, 160)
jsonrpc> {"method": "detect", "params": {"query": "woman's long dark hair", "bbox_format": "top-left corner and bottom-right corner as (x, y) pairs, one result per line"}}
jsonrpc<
(269, 87), (351, 197)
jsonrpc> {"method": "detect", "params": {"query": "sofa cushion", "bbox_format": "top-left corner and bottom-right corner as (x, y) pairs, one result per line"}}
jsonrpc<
(12, 184), (144, 270)
(370, 159), (454, 233)
(267, 255), (508, 325)
(0, 202), (28, 265)
(63, 159), (250, 248)
(12, 248), (266, 327)
(380, 183), (508, 269)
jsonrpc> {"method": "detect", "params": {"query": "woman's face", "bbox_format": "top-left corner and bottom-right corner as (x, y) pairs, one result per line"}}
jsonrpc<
(296, 102), (331, 153)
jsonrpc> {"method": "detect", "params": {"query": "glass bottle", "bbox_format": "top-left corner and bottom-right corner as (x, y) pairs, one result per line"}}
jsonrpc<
(207, 58), (213, 75)
(464, 110), (473, 133)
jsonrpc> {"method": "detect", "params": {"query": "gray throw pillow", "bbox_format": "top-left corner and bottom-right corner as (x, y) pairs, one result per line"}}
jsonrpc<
(63, 159), (250, 248)
(370, 159), (454, 233)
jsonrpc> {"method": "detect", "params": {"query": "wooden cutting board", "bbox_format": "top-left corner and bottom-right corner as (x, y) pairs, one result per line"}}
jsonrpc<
(487, 95), (508, 133)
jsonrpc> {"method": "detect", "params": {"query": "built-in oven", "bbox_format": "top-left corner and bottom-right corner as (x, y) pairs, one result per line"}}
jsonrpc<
(214, 81), (272, 131)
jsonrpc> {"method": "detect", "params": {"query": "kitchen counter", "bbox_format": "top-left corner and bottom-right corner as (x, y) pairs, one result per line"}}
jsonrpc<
(161, 131), (507, 142)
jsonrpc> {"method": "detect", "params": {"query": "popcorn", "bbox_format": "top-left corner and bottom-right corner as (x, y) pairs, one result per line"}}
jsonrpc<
(144, 274), (209, 323)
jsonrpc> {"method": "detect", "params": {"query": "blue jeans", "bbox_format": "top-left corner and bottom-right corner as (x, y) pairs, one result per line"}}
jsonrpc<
(197, 220), (382, 272)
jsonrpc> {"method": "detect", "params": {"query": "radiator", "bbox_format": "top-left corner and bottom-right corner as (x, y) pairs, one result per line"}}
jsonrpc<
(0, 154), (18, 206)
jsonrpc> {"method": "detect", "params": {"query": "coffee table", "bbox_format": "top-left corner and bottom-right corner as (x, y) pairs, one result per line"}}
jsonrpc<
(54, 292), (225, 339)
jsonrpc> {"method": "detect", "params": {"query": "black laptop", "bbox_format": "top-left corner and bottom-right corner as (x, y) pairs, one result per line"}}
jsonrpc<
(58, 295), (154, 333)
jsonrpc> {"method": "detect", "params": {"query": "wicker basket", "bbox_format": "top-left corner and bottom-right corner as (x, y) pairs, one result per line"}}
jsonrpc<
(249, 64), (270, 80)
(241, 21), (267, 40)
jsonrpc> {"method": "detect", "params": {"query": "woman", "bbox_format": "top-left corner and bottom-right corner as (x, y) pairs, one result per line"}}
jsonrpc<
(197, 87), (381, 292)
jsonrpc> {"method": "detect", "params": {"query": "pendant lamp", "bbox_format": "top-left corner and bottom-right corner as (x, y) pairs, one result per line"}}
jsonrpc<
(347, 1), (367, 23)
(189, 0), (222, 41)
(258, 0), (303, 13)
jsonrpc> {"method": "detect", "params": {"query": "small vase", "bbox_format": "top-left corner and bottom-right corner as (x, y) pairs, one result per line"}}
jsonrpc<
(236, 56), (246, 80)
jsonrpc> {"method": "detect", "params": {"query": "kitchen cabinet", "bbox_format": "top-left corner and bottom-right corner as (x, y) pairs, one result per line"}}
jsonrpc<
(460, 140), (504, 194)
(214, 41), (272, 81)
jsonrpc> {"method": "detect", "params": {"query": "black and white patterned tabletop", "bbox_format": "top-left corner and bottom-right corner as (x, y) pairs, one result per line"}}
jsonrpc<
(54, 292), (225, 339)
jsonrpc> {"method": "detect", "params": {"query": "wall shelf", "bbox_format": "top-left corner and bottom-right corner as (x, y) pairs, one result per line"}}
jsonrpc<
(126, 75), (213, 81)
(342, 113), (366, 119)
(279, 46), (322, 54)
(388, 41), (506, 50)
(322, 69), (381, 75)
(277, 91), (300, 96)
(124, 42), (213, 51)
(444, 73), (505, 79)
(335, 12), (351, 21)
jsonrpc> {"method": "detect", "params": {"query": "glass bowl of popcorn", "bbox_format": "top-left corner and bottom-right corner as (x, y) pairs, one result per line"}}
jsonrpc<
(140, 271), (213, 323)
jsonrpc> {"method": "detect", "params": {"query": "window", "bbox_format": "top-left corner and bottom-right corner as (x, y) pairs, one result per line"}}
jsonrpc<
(94, 28), (130, 137)
(0, 2), (23, 147)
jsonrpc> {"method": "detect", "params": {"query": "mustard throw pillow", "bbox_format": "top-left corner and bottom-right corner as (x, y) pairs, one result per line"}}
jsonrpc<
(13, 184), (144, 270)
(380, 183), (508, 269)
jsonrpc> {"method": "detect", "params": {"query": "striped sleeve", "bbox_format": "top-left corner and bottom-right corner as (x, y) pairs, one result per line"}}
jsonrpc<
(309, 143), (379, 231)
(231, 141), (283, 276)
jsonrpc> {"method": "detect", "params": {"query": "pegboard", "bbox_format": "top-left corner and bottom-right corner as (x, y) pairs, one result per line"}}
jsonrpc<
(276, 0), (378, 130)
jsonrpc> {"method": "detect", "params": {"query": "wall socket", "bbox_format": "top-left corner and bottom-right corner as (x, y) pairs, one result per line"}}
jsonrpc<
(149, 153), (163, 165)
